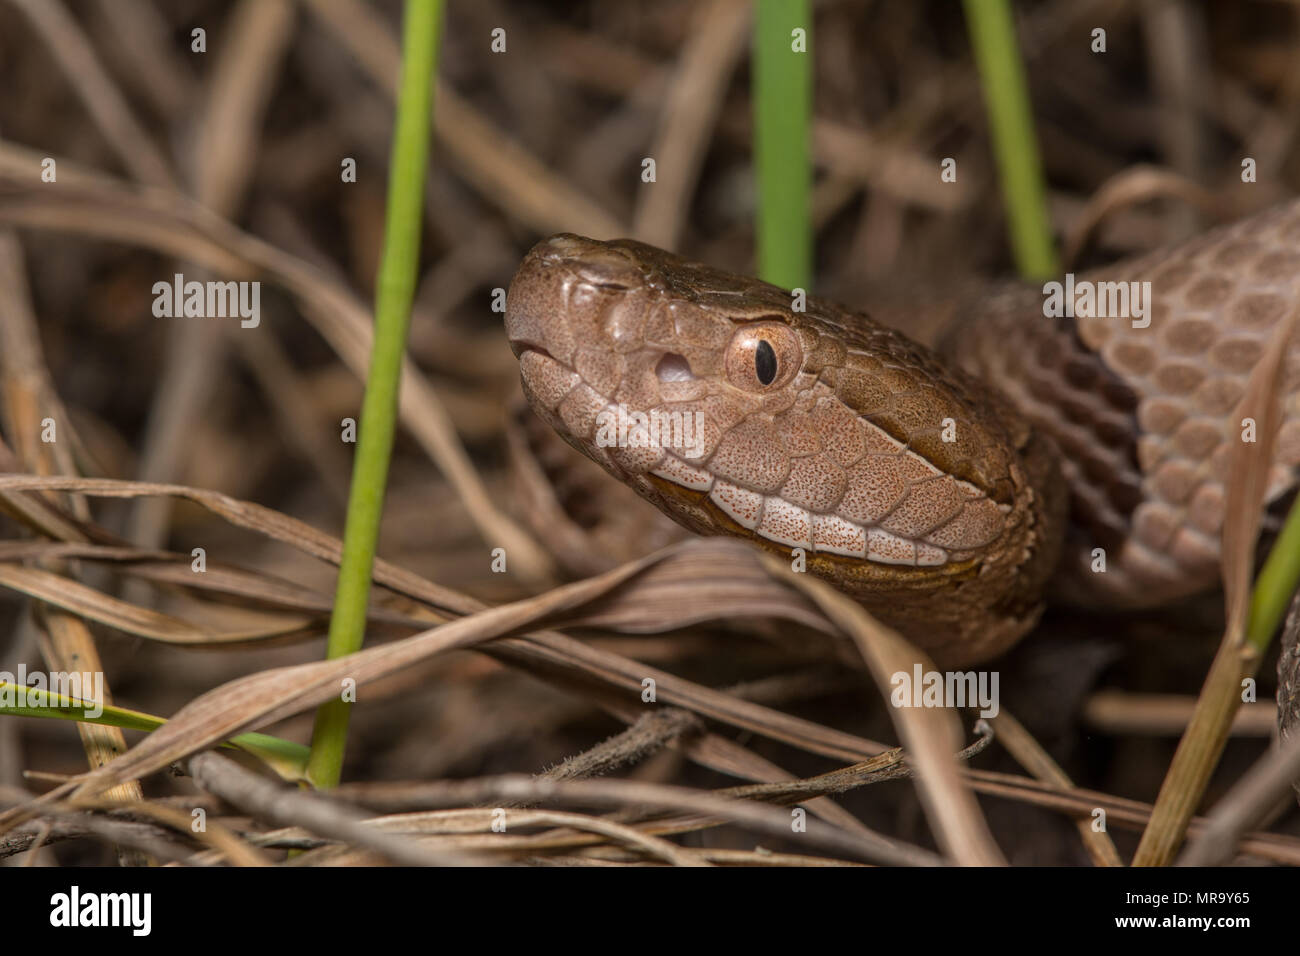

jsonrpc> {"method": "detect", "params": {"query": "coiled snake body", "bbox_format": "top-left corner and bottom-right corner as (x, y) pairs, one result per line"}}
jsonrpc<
(505, 204), (1300, 665)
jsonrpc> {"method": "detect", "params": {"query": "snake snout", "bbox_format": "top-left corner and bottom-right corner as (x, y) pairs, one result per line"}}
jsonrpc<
(507, 234), (652, 365)
(505, 244), (582, 363)
(530, 233), (643, 290)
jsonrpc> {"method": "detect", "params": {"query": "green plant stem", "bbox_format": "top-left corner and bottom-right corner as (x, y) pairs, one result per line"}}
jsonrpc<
(0, 683), (310, 779)
(1248, 494), (1300, 651)
(754, 0), (812, 291)
(963, 0), (1058, 279)
(306, 0), (443, 790)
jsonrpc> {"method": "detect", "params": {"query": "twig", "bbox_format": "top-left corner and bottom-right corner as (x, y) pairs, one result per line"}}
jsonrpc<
(188, 752), (478, 866)
(1178, 729), (1300, 865)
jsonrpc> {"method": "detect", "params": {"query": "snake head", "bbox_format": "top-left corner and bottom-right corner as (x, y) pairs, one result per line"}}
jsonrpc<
(507, 234), (1066, 665)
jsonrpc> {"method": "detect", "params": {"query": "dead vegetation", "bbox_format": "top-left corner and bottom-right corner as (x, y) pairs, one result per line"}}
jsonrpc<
(1, 0), (1299, 867)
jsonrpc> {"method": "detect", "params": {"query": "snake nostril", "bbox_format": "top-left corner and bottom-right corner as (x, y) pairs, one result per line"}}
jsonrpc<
(655, 353), (695, 383)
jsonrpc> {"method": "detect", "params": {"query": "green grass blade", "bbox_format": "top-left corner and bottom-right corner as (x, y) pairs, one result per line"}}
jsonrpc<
(305, 0), (444, 790)
(0, 681), (310, 781)
(1248, 489), (1300, 651)
(963, 0), (1059, 279)
(754, 0), (812, 291)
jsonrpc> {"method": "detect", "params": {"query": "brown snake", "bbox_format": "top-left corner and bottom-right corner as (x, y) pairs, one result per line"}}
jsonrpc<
(504, 204), (1300, 666)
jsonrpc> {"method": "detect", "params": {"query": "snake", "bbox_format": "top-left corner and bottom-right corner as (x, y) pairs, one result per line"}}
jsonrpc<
(504, 203), (1300, 666)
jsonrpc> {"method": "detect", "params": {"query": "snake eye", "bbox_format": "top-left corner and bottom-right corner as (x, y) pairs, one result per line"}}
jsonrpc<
(724, 320), (801, 392)
(755, 340), (777, 384)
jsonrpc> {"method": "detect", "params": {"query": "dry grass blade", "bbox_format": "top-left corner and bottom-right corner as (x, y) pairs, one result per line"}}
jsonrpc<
(437, 809), (711, 867)
(631, 0), (751, 249)
(0, 476), (896, 765)
(0, 530), (940, 865)
(965, 768), (1300, 865)
(0, 788), (192, 864)
(1178, 729), (1300, 865)
(0, 564), (315, 645)
(0, 540), (430, 631)
(87, 0), (195, 119)
(0, 474), (476, 613)
(6, 0), (176, 187)
(989, 710), (1122, 866)
(490, 616), (895, 762)
(0, 146), (555, 585)
(1083, 690), (1276, 737)
(55, 548), (685, 799)
(47, 540), (859, 800)
(68, 794), (272, 867)
(127, 0), (296, 558)
(187, 0), (295, 214)
(332, 774), (941, 866)
(1221, 318), (1300, 641)
(187, 753), (481, 866)
(1059, 163), (1223, 269)
(302, 0), (624, 239)
(768, 559), (1005, 866)
(0, 224), (147, 859)
(11, 473), (1285, 866)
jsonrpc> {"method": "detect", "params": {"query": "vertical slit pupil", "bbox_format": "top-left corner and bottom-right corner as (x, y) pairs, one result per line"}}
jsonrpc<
(754, 339), (777, 385)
